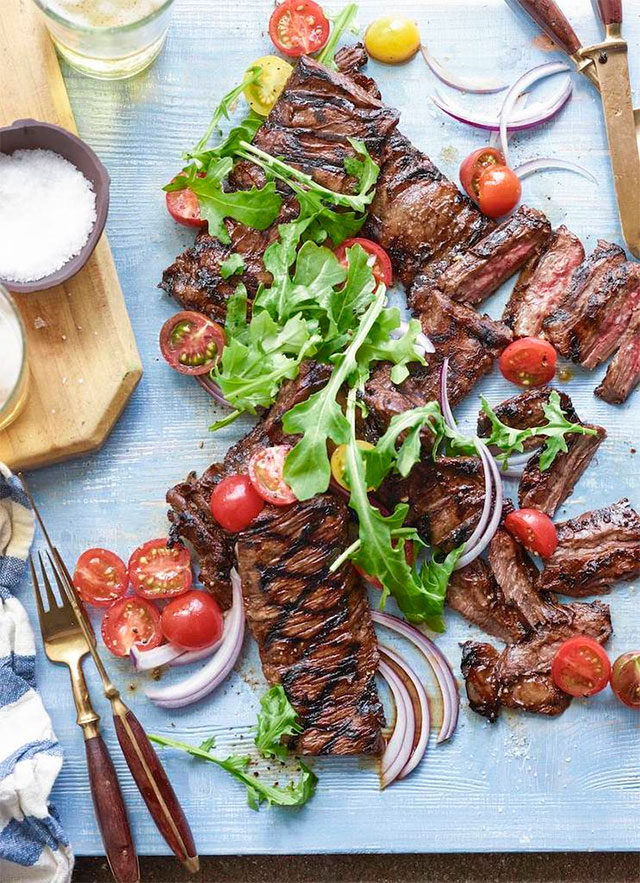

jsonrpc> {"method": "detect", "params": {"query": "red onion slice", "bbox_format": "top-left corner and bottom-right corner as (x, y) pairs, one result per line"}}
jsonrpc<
(145, 570), (245, 708)
(439, 358), (457, 430)
(372, 611), (459, 743)
(131, 632), (224, 671)
(458, 440), (493, 555)
(499, 62), (571, 164)
(490, 93), (529, 148)
(194, 374), (231, 407)
(380, 646), (430, 780)
(514, 157), (597, 184)
(455, 441), (503, 569)
(432, 75), (571, 132)
(421, 45), (508, 94)
(378, 659), (414, 788)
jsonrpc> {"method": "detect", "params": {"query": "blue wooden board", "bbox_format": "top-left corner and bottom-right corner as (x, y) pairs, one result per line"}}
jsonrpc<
(19, 0), (640, 856)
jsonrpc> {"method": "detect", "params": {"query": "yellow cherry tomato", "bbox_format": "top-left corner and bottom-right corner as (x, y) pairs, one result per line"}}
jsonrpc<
(364, 16), (421, 65)
(331, 440), (375, 490)
(243, 55), (293, 116)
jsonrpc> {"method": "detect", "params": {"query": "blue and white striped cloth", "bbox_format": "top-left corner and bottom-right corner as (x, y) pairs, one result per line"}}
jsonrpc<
(0, 466), (73, 883)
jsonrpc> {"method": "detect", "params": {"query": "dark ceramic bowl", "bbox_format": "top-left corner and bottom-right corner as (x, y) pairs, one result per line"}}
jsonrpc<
(0, 119), (110, 294)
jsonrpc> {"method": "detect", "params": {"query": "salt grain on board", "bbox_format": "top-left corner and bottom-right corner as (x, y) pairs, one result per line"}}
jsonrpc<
(0, 149), (96, 282)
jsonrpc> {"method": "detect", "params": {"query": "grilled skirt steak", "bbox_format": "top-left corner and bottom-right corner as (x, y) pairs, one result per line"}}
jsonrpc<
(363, 131), (493, 287)
(543, 240), (626, 360)
(487, 523), (550, 632)
(477, 386), (579, 451)
(446, 558), (529, 644)
(595, 310), (640, 404)
(422, 206), (552, 307)
(236, 494), (385, 755)
(518, 423), (606, 516)
(502, 225), (585, 337)
(539, 499), (640, 597)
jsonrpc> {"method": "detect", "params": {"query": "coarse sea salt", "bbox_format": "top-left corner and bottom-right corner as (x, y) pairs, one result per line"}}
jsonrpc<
(0, 148), (97, 283)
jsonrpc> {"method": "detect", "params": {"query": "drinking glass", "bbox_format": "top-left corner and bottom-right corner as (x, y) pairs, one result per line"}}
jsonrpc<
(0, 285), (29, 432)
(32, 0), (175, 80)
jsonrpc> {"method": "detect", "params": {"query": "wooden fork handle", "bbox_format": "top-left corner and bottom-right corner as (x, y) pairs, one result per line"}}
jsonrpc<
(512, 0), (581, 54)
(84, 732), (140, 883)
(112, 705), (199, 872)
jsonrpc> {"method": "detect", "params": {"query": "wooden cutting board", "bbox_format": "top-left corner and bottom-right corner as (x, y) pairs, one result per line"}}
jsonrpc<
(0, 0), (142, 471)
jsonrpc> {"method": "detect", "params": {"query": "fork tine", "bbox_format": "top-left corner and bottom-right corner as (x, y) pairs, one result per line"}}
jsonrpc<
(29, 555), (47, 632)
(38, 551), (59, 611)
(46, 551), (72, 607)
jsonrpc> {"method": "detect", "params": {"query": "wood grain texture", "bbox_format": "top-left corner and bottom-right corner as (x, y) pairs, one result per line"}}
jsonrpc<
(0, 0), (142, 470)
(17, 0), (640, 858)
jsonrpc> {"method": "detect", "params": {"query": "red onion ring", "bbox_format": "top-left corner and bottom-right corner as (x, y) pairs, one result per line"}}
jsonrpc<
(489, 93), (529, 148)
(499, 62), (571, 164)
(456, 441), (503, 569)
(145, 570), (245, 707)
(372, 611), (459, 743)
(432, 75), (571, 132)
(514, 157), (597, 184)
(378, 659), (414, 788)
(131, 633), (224, 671)
(380, 647), (430, 780)
(194, 374), (231, 407)
(421, 45), (508, 94)
(439, 358), (457, 430)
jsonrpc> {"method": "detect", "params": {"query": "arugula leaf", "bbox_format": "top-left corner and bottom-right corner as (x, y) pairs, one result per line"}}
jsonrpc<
(365, 403), (444, 489)
(220, 253), (245, 280)
(254, 686), (302, 759)
(396, 547), (464, 632)
(188, 68), (262, 159)
(353, 310), (424, 385)
(317, 3), (359, 69)
(149, 734), (317, 810)
(343, 138), (380, 197)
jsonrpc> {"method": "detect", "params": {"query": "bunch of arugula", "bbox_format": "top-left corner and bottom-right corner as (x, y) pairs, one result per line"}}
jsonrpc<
(150, 686), (315, 810)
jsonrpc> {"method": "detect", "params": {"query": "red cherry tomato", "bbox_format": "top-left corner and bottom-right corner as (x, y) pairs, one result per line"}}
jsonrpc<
(499, 337), (557, 387)
(334, 237), (393, 287)
(268, 0), (330, 57)
(248, 445), (297, 506)
(459, 147), (505, 201)
(161, 590), (224, 651)
(128, 539), (192, 600)
(210, 474), (265, 532)
(551, 636), (611, 698)
(159, 311), (225, 376)
(504, 508), (558, 559)
(476, 164), (522, 218)
(165, 173), (206, 228)
(73, 548), (128, 607)
(101, 596), (163, 658)
(610, 651), (640, 709)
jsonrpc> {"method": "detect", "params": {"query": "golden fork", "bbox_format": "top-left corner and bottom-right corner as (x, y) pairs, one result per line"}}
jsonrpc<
(30, 552), (140, 883)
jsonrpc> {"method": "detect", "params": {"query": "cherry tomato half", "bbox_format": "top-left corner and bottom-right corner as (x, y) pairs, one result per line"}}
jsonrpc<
(499, 337), (557, 388)
(610, 651), (640, 709)
(459, 147), (505, 201)
(504, 508), (558, 559)
(334, 238), (393, 287)
(128, 539), (192, 600)
(210, 474), (265, 532)
(364, 16), (421, 64)
(330, 440), (375, 490)
(161, 590), (224, 651)
(165, 173), (206, 228)
(268, 0), (330, 57)
(477, 164), (522, 218)
(551, 636), (611, 698)
(244, 56), (293, 116)
(73, 548), (128, 607)
(159, 311), (225, 376)
(101, 596), (163, 658)
(248, 445), (296, 506)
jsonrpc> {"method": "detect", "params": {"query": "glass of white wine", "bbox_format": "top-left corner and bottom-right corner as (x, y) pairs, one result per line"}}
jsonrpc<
(32, 0), (175, 80)
(0, 285), (29, 433)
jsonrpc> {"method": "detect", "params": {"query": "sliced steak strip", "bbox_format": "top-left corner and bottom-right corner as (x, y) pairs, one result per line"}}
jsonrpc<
(236, 494), (385, 756)
(539, 499), (640, 597)
(502, 225), (585, 337)
(543, 239), (626, 360)
(447, 558), (529, 644)
(488, 524), (550, 631)
(596, 310), (640, 404)
(518, 423), (606, 516)
(166, 361), (331, 608)
(334, 43), (381, 98)
(477, 386), (579, 451)
(363, 130), (493, 287)
(461, 642), (502, 722)
(362, 288), (512, 434)
(423, 206), (552, 307)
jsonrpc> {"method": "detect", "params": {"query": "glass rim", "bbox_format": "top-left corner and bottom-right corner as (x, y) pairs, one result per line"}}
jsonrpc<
(31, 0), (174, 35)
(0, 284), (28, 412)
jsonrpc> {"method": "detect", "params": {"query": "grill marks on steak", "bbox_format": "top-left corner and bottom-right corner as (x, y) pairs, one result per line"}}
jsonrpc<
(539, 499), (640, 597)
(596, 310), (640, 404)
(447, 558), (528, 644)
(235, 494), (385, 755)
(503, 225), (585, 337)
(420, 206), (552, 307)
(362, 131), (493, 287)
